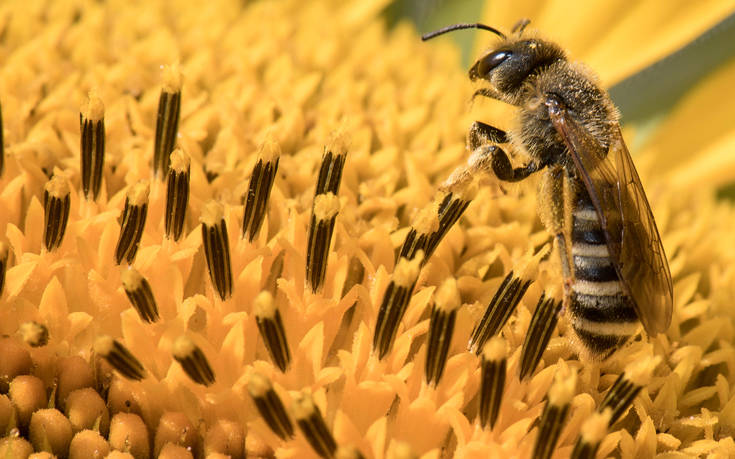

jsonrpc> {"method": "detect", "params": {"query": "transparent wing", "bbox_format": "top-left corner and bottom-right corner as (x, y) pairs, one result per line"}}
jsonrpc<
(547, 98), (673, 335)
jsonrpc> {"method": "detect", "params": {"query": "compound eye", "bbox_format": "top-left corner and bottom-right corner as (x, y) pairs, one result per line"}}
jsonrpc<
(470, 50), (512, 81)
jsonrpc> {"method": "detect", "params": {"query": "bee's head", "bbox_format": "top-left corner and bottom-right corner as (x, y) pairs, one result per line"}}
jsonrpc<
(470, 37), (566, 93)
(423, 20), (566, 103)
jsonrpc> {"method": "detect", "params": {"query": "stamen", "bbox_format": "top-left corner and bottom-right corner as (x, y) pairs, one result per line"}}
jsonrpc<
(397, 191), (472, 265)
(424, 278), (459, 386)
(80, 91), (105, 200)
(598, 355), (660, 425)
(0, 241), (7, 297)
(315, 130), (349, 196)
(519, 294), (562, 380)
(396, 203), (439, 262)
(114, 181), (149, 265)
(43, 176), (71, 251)
(18, 321), (49, 347)
(254, 291), (291, 372)
(373, 253), (423, 360)
(153, 64), (182, 178)
(242, 138), (280, 242)
(164, 148), (190, 241)
(94, 336), (145, 381)
(200, 201), (233, 300)
(570, 409), (611, 459)
(306, 192), (340, 293)
(247, 372), (294, 440)
(468, 271), (532, 354)
(304, 131), (349, 293)
(292, 391), (336, 458)
(121, 267), (159, 323)
(531, 365), (577, 459)
(172, 336), (215, 386)
(479, 336), (507, 429)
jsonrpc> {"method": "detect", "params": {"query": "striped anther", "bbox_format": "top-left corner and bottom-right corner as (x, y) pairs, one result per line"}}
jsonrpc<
(531, 365), (577, 459)
(200, 201), (233, 300)
(242, 138), (280, 241)
(570, 409), (611, 459)
(153, 64), (182, 178)
(43, 176), (71, 251)
(165, 148), (190, 241)
(398, 191), (471, 265)
(598, 355), (660, 425)
(121, 267), (159, 323)
(80, 91), (105, 200)
(254, 291), (291, 372)
(479, 336), (507, 429)
(247, 373), (294, 440)
(19, 321), (49, 347)
(519, 294), (562, 380)
(306, 192), (340, 293)
(373, 254), (423, 360)
(468, 271), (532, 354)
(397, 204), (439, 262)
(114, 181), (149, 265)
(292, 391), (337, 459)
(424, 278), (460, 387)
(173, 336), (215, 386)
(0, 241), (7, 297)
(94, 336), (145, 381)
(315, 131), (348, 196)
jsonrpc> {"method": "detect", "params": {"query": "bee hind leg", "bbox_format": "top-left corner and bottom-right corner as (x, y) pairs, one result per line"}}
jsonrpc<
(537, 166), (574, 310)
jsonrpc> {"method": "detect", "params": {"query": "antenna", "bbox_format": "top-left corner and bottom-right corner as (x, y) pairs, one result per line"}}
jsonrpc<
(421, 23), (506, 41)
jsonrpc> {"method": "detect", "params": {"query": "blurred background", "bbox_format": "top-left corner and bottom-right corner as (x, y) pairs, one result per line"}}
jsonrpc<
(383, 0), (735, 199)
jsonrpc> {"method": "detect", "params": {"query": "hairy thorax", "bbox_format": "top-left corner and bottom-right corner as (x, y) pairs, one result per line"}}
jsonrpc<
(515, 61), (619, 173)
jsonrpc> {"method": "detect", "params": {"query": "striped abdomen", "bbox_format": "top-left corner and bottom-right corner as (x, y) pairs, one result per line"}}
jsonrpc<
(569, 193), (639, 357)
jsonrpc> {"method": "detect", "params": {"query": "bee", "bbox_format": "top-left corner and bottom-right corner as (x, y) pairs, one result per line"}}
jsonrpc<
(423, 21), (673, 358)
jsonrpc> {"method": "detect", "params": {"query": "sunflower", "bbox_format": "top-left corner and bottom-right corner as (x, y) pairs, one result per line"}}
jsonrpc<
(0, 0), (734, 457)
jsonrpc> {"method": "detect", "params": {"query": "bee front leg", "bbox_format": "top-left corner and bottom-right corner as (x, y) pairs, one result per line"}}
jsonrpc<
(488, 145), (540, 182)
(468, 121), (508, 151)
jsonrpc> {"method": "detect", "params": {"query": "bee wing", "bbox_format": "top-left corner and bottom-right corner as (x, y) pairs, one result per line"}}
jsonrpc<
(548, 101), (673, 335)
